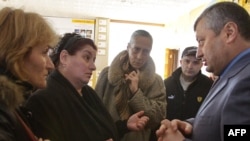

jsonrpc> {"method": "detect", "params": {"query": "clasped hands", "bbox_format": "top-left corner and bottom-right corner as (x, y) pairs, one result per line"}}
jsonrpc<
(156, 119), (192, 141)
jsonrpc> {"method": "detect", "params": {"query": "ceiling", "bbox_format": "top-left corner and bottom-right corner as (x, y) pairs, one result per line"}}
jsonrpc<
(0, 0), (212, 24)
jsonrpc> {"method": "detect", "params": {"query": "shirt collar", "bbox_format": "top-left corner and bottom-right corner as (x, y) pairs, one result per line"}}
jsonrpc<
(220, 48), (250, 78)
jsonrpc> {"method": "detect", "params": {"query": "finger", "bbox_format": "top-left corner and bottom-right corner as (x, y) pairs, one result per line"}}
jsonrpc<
(141, 116), (149, 121)
(135, 110), (144, 117)
(156, 119), (171, 135)
(156, 124), (167, 135)
(136, 121), (145, 129)
(178, 120), (189, 132)
(161, 119), (171, 126)
(157, 137), (163, 141)
(171, 119), (191, 134)
(156, 128), (165, 139)
(129, 71), (136, 76)
(132, 71), (137, 76)
(140, 117), (148, 124)
(124, 75), (132, 82)
(184, 123), (192, 134)
(136, 69), (140, 75)
(170, 119), (179, 131)
(137, 119), (147, 126)
(124, 74), (129, 80)
(141, 117), (149, 125)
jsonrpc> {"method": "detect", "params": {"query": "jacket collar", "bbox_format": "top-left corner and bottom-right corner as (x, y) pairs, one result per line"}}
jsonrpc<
(108, 50), (156, 89)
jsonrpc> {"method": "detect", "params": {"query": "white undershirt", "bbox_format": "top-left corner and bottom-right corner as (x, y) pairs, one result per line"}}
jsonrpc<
(179, 75), (195, 91)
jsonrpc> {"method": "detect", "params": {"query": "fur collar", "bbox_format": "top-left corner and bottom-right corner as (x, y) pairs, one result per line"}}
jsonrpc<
(0, 67), (33, 110)
(108, 50), (156, 90)
(0, 75), (24, 110)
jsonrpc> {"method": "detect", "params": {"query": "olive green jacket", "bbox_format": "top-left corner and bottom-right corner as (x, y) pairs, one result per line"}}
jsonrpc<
(95, 50), (166, 141)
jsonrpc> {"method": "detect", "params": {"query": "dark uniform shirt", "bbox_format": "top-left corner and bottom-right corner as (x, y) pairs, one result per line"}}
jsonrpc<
(164, 67), (213, 120)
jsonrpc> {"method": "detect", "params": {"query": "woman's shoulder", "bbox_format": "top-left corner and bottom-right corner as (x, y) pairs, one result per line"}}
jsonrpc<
(0, 103), (18, 140)
(0, 75), (24, 110)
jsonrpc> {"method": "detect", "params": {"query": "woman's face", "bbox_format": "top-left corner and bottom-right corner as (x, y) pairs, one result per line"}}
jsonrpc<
(60, 45), (97, 88)
(23, 45), (55, 88)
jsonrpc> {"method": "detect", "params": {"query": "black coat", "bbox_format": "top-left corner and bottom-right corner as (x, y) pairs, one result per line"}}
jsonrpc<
(0, 103), (33, 141)
(25, 70), (120, 141)
(0, 70), (35, 141)
(164, 67), (213, 120)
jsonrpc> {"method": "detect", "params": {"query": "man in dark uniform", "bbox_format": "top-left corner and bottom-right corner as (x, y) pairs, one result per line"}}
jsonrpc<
(164, 46), (213, 120)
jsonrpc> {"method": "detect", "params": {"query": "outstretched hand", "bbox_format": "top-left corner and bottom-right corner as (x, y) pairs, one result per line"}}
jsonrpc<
(127, 111), (149, 131)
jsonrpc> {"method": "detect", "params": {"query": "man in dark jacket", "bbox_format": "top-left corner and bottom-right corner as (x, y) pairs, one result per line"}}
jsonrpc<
(164, 46), (213, 120)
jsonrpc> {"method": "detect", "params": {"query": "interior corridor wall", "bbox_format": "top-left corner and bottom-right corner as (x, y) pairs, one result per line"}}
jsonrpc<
(108, 22), (167, 78)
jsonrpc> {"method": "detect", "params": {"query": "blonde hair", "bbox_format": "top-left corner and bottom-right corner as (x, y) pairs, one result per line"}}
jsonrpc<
(0, 7), (58, 81)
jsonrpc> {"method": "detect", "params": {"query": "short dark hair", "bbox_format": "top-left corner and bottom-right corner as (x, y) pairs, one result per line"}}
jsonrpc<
(129, 29), (153, 45)
(181, 46), (197, 58)
(194, 2), (250, 40)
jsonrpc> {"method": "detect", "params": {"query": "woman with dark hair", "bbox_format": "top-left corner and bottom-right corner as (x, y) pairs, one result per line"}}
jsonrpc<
(25, 33), (149, 141)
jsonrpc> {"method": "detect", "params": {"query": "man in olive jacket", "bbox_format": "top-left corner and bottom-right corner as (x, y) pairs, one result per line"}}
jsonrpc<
(95, 30), (166, 141)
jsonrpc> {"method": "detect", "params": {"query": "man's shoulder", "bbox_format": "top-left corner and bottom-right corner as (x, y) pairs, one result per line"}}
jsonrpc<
(199, 74), (213, 84)
(102, 66), (110, 72)
(98, 66), (110, 77)
(164, 74), (177, 83)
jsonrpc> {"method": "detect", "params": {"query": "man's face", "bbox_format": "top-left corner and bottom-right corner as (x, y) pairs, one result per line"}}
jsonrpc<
(180, 55), (203, 78)
(195, 18), (226, 75)
(127, 36), (152, 69)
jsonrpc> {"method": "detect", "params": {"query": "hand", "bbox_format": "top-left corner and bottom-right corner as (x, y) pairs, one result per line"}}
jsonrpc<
(125, 70), (140, 94)
(170, 119), (192, 136)
(38, 138), (50, 141)
(156, 119), (192, 141)
(127, 111), (149, 131)
(156, 119), (185, 141)
(156, 119), (171, 140)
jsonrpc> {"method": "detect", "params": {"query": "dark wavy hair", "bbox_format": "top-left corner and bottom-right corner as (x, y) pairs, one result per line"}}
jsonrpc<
(50, 33), (97, 68)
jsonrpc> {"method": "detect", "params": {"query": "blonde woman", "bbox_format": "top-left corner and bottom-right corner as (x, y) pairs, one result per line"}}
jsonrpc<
(0, 7), (58, 141)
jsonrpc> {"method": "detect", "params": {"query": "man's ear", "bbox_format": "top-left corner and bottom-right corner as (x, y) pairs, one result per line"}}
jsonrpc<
(127, 43), (130, 50)
(223, 22), (238, 43)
